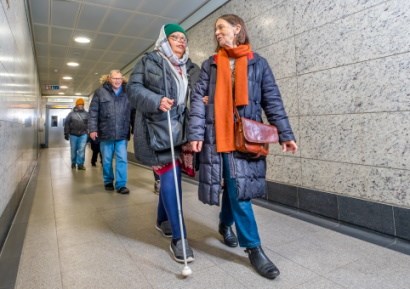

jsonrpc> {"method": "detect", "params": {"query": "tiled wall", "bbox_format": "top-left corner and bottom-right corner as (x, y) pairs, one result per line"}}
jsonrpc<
(187, 0), (409, 208)
(0, 0), (40, 246)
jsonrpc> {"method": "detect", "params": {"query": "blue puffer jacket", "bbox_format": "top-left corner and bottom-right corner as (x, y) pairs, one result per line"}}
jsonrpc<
(188, 53), (295, 205)
(127, 51), (200, 166)
(88, 83), (131, 141)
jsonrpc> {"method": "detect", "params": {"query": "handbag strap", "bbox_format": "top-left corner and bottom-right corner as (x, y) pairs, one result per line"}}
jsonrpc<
(233, 106), (241, 123)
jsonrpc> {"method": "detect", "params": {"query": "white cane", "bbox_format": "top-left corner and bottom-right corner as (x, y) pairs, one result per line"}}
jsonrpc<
(163, 62), (192, 277)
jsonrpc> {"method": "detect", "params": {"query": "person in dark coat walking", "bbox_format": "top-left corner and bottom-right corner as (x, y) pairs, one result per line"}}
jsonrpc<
(127, 23), (199, 264)
(88, 136), (101, 166)
(188, 14), (297, 280)
(64, 98), (89, 170)
(89, 70), (131, 194)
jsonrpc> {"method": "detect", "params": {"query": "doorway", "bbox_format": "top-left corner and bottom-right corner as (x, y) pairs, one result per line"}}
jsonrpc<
(45, 108), (71, 148)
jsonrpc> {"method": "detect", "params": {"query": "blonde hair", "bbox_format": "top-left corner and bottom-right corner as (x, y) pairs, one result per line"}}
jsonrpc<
(99, 74), (109, 84)
(99, 70), (128, 84)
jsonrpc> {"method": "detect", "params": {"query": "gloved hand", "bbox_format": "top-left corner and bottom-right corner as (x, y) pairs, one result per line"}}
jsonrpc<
(64, 134), (69, 141)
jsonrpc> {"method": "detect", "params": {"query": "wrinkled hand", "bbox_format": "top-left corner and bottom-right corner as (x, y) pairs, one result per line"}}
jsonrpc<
(90, 132), (98, 141)
(281, 140), (298, 154)
(64, 134), (69, 141)
(159, 97), (174, 112)
(190, 141), (203, 153)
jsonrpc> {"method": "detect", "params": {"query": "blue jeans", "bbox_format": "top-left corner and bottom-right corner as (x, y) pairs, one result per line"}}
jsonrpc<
(99, 140), (128, 190)
(69, 134), (88, 166)
(219, 153), (261, 248)
(157, 165), (186, 240)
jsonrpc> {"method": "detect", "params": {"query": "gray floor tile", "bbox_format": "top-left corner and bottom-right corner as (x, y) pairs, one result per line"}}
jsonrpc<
(219, 248), (319, 289)
(12, 147), (410, 289)
(292, 277), (347, 289)
(326, 250), (410, 289)
(152, 266), (248, 289)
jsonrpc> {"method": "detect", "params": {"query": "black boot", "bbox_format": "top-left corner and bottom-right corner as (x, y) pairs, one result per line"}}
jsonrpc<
(218, 223), (238, 247)
(245, 246), (280, 279)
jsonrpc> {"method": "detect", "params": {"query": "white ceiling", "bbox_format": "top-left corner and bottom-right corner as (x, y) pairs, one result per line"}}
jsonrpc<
(27, 0), (228, 98)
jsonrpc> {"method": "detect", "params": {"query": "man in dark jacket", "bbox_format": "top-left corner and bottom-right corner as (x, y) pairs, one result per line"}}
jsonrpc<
(64, 98), (89, 170)
(89, 70), (131, 194)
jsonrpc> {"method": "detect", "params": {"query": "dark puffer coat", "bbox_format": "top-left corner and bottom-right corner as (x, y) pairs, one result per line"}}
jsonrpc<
(88, 83), (131, 141)
(64, 107), (89, 136)
(188, 53), (295, 205)
(127, 51), (200, 166)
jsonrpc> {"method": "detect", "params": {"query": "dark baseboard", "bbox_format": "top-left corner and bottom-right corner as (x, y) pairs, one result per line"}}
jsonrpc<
(0, 161), (38, 289)
(0, 162), (37, 251)
(263, 181), (410, 255)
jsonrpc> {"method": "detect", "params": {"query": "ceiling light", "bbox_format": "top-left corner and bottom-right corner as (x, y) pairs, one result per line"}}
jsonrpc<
(58, 92), (64, 95)
(74, 36), (91, 44)
(60, 85), (68, 89)
(75, 93), (82, 95)
(62, 76), (72, 80)
(67, 62), (79, 67)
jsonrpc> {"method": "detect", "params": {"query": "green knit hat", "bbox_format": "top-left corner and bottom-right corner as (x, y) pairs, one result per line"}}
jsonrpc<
(164, 23), (186, 37)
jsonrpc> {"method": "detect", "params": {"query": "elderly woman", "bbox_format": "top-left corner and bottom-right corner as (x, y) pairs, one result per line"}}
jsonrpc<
(127, 24), (199, 263)
(188, 14), (298, 279)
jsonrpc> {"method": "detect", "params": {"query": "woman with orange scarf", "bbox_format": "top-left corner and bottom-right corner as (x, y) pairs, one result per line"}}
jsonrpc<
(188, 14), (297, 279)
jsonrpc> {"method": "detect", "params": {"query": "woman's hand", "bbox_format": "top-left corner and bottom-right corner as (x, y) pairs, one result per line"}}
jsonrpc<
(202, 96), (209, 105)
(190, 141), (203, 152)
(281, 140), (298, 154)
(159, 97), (174, 112)
(90, 132), (98, 141)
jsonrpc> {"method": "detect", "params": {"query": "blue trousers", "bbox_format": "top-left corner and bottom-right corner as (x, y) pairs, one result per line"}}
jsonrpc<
(69, 134), (88, 166)
(219, 153), (261, 248)
(157, 165), (186, 240)
(99, 140), (128, 190)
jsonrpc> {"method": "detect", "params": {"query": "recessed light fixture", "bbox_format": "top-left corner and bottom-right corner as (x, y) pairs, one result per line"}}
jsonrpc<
(62, 76), (72, 80)
(67, 62), (79, 67)
(60, 85), (68, 89)
(58, 92), (64, 95)
(75, 93), (82, 95)
(74, 36), (91, 44)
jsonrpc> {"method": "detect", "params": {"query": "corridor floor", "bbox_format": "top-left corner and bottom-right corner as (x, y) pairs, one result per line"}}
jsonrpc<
(13, 148), (410, 289)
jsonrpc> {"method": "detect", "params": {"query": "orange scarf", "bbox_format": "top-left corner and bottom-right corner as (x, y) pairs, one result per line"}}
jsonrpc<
(214, 44), (253, 152)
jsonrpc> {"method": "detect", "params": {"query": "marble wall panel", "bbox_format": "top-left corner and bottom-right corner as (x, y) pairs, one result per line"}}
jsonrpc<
(295, 1), (410, 74)
(368, 167), (410, 206)
(276, 77), (298, 117)
(294, 0), (386, 34)
(301, 159), (410, 207)
(298, 53), (410, 115)
(299, 113), (408, 170)
(266, 154), (302, 186)
(0, 0), (39, 216)
(259, 37), (296, 80)
(362, 112), (409, 169)
(301, 159), (368, 198)
(299, 115), (363, 164)
(247, 2), (295, 50)
(186, 15), (217, 65)
(219, 0), (287, 22)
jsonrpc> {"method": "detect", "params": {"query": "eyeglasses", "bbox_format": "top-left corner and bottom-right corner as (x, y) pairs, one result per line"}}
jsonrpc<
(168, 35), (187, 43)
(111, 77), (123, 81)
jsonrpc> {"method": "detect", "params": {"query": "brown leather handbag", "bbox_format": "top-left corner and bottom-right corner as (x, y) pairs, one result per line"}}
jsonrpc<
(234, 107), (279, 158)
